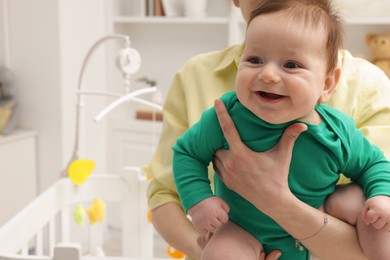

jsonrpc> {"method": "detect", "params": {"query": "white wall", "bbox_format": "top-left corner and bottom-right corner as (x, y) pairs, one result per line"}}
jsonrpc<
(57, 0), (107, 183)
(0, 0), (9, 66)
(7, 0), (62, 192)
(333, 0), (390, 18)
(5, 0), (107, 192)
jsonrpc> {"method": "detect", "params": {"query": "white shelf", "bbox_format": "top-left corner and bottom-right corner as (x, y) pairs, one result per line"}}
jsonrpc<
(345, 17), (390, 25)
(0, 128), (37, 144)
(112, 16), (229, 25)
(112, 13), (390, 26)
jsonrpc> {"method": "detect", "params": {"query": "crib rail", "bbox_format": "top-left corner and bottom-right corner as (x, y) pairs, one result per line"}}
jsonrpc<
(0, 172), (155, 260)
(0, 175), (128, 253)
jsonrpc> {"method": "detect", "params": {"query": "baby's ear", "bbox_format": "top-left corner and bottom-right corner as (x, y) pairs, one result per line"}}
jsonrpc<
(319, 68), (340, 103)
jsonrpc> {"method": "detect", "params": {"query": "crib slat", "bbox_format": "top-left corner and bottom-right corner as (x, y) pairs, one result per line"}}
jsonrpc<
(35, 230), (43, 255)
(60, 207), (70, 243)
(20, 245), (28, 255)
(139, 176), (154, 258)
(121, 170), (154, 258)
(49, 217), (56, 255)
(89, 222), (104, 252)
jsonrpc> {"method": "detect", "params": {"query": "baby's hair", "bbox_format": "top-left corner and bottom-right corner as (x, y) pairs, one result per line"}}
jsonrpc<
(249, 0), (344, 72)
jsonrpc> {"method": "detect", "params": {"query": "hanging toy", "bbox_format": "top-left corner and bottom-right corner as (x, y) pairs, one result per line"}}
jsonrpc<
(87, 198), (106, 224)
(142, 164), (153, 180)
(167, 245), (186, 259)
(147, 210), (153, 224)
(68, 159), (96, 185)
(73, 204), (87, 227)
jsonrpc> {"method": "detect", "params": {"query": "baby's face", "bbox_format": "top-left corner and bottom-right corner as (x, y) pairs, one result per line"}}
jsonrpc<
(236, 12), (334, 125)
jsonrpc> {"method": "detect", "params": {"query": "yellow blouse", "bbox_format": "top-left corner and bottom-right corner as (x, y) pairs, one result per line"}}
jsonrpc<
(147, 44), (390, 211)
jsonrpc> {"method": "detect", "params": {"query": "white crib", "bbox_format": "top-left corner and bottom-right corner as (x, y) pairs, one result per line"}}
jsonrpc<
(0, 170), (170, 260)
(0, 34), (178, 260)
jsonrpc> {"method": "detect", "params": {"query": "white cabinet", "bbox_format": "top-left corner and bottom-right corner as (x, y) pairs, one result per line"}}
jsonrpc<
(0, 129), (37, 226)
(106, 118), (161, 230)
(107, 118), (162, 174)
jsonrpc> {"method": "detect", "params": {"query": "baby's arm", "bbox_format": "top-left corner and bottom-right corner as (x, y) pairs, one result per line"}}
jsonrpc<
(188, 196), (230, 234)
(361, 195), (390, 232)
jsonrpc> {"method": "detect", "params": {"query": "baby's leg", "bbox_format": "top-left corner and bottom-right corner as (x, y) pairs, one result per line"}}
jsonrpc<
(201, 221), (262, 260)
(324, 183), (365, 225)
(324, 183), (390, 260)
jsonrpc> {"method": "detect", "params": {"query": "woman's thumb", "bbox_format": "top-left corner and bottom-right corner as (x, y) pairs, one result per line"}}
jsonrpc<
(276, 123), (307, 158)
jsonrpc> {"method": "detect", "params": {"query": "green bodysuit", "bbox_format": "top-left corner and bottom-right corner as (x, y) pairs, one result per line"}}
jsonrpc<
(173, 91), (390, 259)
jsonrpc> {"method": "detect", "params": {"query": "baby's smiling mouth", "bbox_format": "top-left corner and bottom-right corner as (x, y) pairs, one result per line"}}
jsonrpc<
(259, 91), (286, 100)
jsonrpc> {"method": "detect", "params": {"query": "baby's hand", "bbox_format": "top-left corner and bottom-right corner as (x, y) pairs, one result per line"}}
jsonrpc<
(361, 195), (390, 232)
(188, 196), (230, 233)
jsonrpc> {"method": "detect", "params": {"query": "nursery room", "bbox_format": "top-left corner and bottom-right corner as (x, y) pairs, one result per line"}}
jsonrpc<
(0, 0), (389, 259)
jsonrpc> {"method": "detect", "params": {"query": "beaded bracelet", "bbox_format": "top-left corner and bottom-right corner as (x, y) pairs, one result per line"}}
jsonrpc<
(295, 214), (328, 251)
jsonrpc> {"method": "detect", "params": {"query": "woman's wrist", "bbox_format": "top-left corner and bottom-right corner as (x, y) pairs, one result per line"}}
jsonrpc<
(248, 185), (295, 216)
(263, 194), (326, 239)
(152, 202), (202, 259)
(260, 196), (366, 259)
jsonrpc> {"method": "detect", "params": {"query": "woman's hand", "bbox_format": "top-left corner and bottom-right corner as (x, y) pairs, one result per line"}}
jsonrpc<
(213, 99), (307, 213)
(212, 99), (367, 260)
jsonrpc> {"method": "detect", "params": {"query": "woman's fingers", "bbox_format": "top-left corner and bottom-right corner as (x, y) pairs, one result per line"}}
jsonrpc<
(214, 99), (246, 152)
(272, 123), (307, 165)
(215, 98), (307, 160)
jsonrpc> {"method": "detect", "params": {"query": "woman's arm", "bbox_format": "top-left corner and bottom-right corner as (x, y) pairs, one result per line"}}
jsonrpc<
(146, 72), (204, 259)
(153, 202), (283, 260)
(152, 202), (203, 260)
(213, 99), (367, 260)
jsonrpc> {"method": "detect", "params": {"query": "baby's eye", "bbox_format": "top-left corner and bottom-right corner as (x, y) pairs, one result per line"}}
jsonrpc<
(247, 57), (262, 64)
(284, 61), (301, 69)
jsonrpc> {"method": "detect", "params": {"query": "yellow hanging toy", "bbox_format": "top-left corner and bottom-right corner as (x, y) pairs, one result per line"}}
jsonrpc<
(68, 159), (96, 185)
(87, 198), (106, 224)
